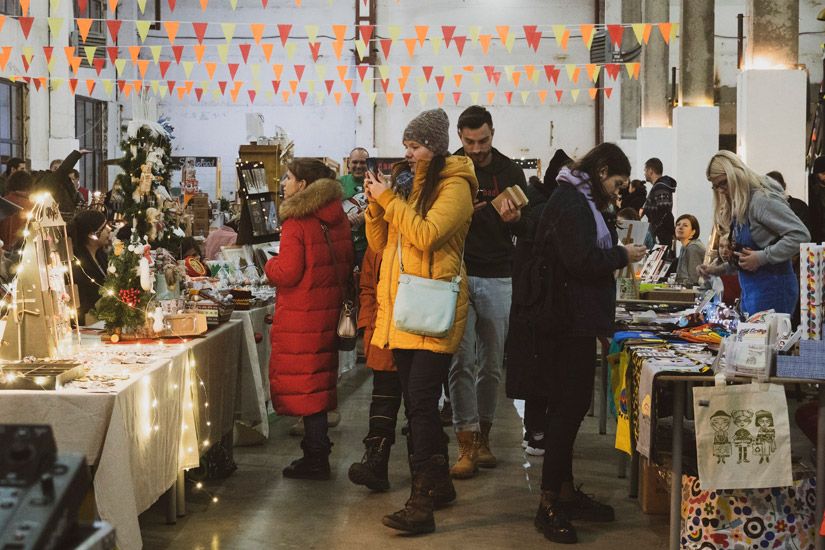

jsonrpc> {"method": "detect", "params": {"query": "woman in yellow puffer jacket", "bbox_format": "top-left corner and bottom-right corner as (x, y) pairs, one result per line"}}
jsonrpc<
(364, 108), (478, 535)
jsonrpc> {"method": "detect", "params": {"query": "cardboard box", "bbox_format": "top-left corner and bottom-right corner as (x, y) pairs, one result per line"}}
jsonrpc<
(638, 457), (669, 515)
(491, 185), (529, 215)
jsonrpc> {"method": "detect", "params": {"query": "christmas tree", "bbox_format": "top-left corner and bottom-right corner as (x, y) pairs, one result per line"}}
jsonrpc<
(93, 234), (154, 333)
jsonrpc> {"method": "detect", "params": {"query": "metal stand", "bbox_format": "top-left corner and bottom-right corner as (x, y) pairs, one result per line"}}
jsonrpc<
(164, 482), (177, 525)
(668, 381), (685, 550)
(176, 471), (186, 517)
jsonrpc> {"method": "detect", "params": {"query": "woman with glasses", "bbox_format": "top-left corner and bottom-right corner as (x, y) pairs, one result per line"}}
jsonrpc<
(698, 151), (809, 316)
(69, 210), (111, 325)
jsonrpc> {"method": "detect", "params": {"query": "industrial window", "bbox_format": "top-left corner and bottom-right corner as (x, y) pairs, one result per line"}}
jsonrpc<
(73, 0), (106, 65)
(0, 78), (27, 167)
(75, 96), (107, 193)
(0, 0), (22, 16)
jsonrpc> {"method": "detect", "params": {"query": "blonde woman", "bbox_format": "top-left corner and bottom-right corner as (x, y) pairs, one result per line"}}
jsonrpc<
(698, 151), (809, 315)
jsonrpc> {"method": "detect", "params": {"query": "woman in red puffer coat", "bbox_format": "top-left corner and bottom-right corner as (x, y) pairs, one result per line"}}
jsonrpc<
(265, 158), (354, 481)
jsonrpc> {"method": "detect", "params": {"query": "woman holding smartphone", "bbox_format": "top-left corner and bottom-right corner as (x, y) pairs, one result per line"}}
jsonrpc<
(363, 108), (477, 535)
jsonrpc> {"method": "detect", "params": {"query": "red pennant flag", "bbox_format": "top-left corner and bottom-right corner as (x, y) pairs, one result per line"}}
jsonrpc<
(195, 88), (203, 101)
(168, 0), (176, 10)
(192, 22), (208, 44)
(607, 24), (623, 48)
(350, 92), (360, 105)
(106, 19), (122, 43)
(605, 63), (621, 80)
(228, 63), (240, 80)
(167, 80), (177, 94)
(18, 17), (34, 39)
(441, 26), (456, 47)
(21, 55), (30, 73)
(249, 90), (257, 103)
(605, 87), (613, 99)
(453, 36), (467, 56)
(93, 58), (105, 75)
(356, 65), (369, 82)
(422, 66), (433, 82)
(239, 43), (251, 63)
(294, 64), (305, 81)
(523, 25), (542, 52)
(159, 60), (171, 78)
(379, 39), (392, 59)
(379, 78), (390, 93)
(172, 45), (184, 64)
(277, 24), (292, 46)
(453, 91), (461, 105)
(77, 0), (88, 11)
(544, 64), (559, 85)
(324, 80), (334, 94)
(117, 80), (126, 93)
(106, 46), (118, 64)
(434, 75), (444, 91)
(69, 78), (79, 94)
(504, 91), (513, 104)
(484, 66), (495, 82)
(308, 42), (321, 61)
(402, 92), (411, 106)
(43, 47), (53, 63)
(492, 72), (501, 86)
(555, 90), (563, 102)
(299, 91), (308, 105)
(358, 25), (373, 44)
(33, 78), (42, 91)
(217, 81), (227, 95)
(271, 80), (280, 93)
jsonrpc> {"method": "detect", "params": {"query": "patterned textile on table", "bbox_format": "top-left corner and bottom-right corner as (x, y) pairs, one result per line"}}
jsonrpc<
(680, 474), (816, 549)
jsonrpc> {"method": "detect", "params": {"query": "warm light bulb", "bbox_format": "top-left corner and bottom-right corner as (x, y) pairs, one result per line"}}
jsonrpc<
(106, 289), (114, 296)
(202, 439), (210, 447)
(4, 372), (17, 383)
(152, 399), (158, 408)
(212, 497), (218, 503)
(153, 425), (159, 431)
(25, 212), (33, 220)
(206, 421), (211, 427)
(195, 482), (203, 489)
(22, 230), (29, 237)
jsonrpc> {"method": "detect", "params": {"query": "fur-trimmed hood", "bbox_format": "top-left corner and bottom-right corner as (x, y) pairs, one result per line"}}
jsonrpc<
(279, 178), (343, 223)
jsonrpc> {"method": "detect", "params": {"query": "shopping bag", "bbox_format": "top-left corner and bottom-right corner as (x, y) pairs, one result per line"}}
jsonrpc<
(692, 383), (792, 490)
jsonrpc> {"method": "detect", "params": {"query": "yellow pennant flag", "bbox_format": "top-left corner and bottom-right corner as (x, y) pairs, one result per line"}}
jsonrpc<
(285, 43), (297, 60)
(368, 91), (377, 105)
(84, 46), (96, 66)
(504, 65), (514, 80)
(102, 79), (113, 97)
(468, 26), (481, 43)
(150, 45), (162, 64)
(212, 89), (222, 100)
(51, 78), (64, 91)
(48, 18), (64, 38)
(135, 20), (152, 43)
(388, 25), (401, 41)
(229, 0), (238, 9)
(305, 25), (319, 43)
(470, 91), (480, 104)
(520, 90), (530, 104)
(430, 36), (443, 55)
(307, 80), (315, 93)
(183, 61), (194, 79)
(250, 63), (261, 79)
(315, 63), (327, 79)
(471, 73), (482, 87)
(315, 90), (325, 104)
(670, 23), (680, 41)
(625, 62), (640, 79)
(159, 85), (168, 98)
(136, 0), (147, 13)
(114, 58), (126, 75)
(442, 65), (453, 79)
(580, 24), (595, 49)
(221, 23), (236, 43)
(552, 25), (570, 49)
(418, 92), (428, 106)
(264, 90), (275, 101)
(49, 0), (61, 11)
(151, 80), (160, 95)
(217, 44), (229, 63)
(378, 64), (390, 79)
(571, 89), (580, 102)
(566, 64), (580, 83)
(354, 40), (368, 59)
(504, 34), (515, 53)
(46, 57), (55, 73)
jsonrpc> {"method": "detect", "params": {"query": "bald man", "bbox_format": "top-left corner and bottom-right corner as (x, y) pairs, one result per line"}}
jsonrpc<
(338, 147), (369, 267)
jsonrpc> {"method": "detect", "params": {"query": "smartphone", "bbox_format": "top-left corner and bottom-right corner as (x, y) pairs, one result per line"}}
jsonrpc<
(366, 158), (378, 175)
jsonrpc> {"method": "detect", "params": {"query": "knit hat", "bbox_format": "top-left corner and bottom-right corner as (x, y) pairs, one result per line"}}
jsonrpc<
(403, 109), (450, 156)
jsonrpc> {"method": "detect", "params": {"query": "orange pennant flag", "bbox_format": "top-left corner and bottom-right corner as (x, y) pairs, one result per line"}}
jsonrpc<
(19, 0), (30, 16)
(164, 21), (180, 45)
(588, 87), (598, 100)
(642, 24), (652, 44)
(205, 62), (217, 79)
(199, 0), (208, 8)
(453, 74), (463, 87)
(512, 71), (521, 88)
(332, 41), (344, 60)
(478, 35), (492, 54)
(137, 59), (149, 78)
(289, 80), (298, 93)
(415, 25), (429, 46)
(261, 43), (274, 62)
(537, 89), (548, 104)
(272, 64), (284, 79)
(585, 63), (600, 82)
(0, 15), (5, 33)
(495, 25), (509, 46)
(333, 91), (342, 105)
(0, 47), (11, 71)
(336, 65), (348, 81)
(193, 44), (206, 63)
(385, 92), (394, 106)
(230, 81), (243, 103)
(128, 46), (140, 64)
(486, 91), (496, 105)
(76, 19), (93, 43)
(657, 22), (672, 44)
(343, 79), (354, 93)
(250, 23), (265, 45)
(86, 79), (96, 94)
(177, 87), (186, 100)
(63, 46), (75, 62)
(579, 24), (595, 49)
(69, 56), (82, 73)
(404, 38), (417, 57)
(524, 64), (536, 81)
(332, 25), (347, 42)
(436, 92), (445, 106)
(107, 0), (119, 13)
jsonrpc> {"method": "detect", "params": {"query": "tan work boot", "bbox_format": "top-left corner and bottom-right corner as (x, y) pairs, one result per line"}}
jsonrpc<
(449, 431), (479, 479)
(476, 422), (497, 468)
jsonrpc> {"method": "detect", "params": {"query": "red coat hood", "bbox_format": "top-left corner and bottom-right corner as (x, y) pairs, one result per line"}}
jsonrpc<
(279, 178), (346, 227)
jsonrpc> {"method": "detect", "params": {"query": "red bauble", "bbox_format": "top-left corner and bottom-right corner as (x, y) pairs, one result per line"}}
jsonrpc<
(264, 314), (273, 324)
(254, 332), (263, 344)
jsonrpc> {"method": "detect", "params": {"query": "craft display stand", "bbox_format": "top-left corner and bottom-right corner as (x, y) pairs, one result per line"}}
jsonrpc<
(236, 145), (285, 246)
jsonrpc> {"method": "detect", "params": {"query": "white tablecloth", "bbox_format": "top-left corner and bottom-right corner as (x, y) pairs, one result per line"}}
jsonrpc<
(0, 320), (243, 550)
(231, 305), (274, 439)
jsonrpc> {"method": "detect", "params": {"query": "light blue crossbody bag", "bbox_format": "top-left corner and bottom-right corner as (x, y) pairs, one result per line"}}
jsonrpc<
(392, 236), (462, 338)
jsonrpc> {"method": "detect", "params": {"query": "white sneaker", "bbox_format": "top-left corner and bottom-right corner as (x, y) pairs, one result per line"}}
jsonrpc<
(526, 432), (545, 456)
(327, 410), (341, 427)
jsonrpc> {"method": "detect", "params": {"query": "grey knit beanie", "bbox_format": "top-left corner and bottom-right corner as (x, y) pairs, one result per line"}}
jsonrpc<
(403, 109), (450, 156)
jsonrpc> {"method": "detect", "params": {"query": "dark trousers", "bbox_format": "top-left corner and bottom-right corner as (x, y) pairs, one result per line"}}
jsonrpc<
(303, 411), (330, 455)
(368, 370), (403, 443)
(524, 396), (549, 435)
(393, 349), (451, 468)
(540, 336), (595, 492)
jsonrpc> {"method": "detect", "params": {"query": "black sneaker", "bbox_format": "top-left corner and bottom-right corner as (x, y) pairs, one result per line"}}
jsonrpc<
(561, 486), (615, 522)
(283, 455), (330, 480)
(535, 500), (577, 544)
(525, 432), (545, 456)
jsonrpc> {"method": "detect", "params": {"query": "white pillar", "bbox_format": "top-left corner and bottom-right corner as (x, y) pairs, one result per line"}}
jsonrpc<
(736, 69), (807, 200)
(636, 127), (674, 179)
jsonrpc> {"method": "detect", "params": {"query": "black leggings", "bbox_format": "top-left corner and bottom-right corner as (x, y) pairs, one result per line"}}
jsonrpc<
(524, 396), (549, 435)
(393, 349), (451, 468)
(368, 370), (403, 443)
(540, 336), (595, 492)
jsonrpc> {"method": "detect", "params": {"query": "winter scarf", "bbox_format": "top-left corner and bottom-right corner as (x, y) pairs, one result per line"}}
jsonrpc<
(557, 166), (612, 250)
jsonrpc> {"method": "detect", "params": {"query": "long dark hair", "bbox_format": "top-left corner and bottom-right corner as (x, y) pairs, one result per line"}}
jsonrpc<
(69, 210), (106, 249)
(287, 158), (336, 185)
(570, 143), (630, 211)
(415, 155), (447, 217)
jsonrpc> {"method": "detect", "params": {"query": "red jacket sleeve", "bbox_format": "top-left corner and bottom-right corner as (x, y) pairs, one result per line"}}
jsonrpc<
(264, 220), (305, 288)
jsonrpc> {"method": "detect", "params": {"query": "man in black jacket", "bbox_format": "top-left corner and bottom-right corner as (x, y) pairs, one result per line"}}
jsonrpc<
(641, 157), (677, 246)
(33, 149), (88, 219)
(448, 106), (526, 479)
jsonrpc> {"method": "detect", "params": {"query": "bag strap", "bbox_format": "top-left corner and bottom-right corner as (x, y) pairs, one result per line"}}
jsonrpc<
(320, 221), (352, 302)
(396, 232), (465, 278)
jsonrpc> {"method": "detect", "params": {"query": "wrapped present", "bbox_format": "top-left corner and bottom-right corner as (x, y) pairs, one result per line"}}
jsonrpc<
(680, 473), (816, 549)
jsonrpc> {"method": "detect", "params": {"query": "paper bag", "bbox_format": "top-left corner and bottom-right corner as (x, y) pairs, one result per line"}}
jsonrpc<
(692, 383), (791, 490)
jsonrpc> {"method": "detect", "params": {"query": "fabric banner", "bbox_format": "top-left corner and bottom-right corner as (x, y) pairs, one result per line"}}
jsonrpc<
(693, 383), (792, 490)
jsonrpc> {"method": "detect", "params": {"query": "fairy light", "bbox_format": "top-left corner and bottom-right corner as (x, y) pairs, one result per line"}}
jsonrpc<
(195, 482), (203, 489)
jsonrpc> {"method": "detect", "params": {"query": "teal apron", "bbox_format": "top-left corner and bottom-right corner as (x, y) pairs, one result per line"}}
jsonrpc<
(732, 221), (798, 316)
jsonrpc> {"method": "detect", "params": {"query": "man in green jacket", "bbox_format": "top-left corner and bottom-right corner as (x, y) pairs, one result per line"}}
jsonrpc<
(339, 147), (369, 267)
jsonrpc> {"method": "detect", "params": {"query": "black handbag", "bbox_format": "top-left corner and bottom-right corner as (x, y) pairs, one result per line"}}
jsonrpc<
(320, 222), (357, 351)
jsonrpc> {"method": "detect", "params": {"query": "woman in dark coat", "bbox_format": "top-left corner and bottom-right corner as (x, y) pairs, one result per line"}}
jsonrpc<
(529, 143), (646, 544)
(265, 158), (354, 480)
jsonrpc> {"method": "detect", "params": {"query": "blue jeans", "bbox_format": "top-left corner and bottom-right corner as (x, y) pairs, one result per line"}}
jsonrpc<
(448, 276), (512, 432)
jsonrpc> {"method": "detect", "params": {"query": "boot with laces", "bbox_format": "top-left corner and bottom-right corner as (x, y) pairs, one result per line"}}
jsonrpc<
(382, 456), (444, 534)
(348, 436), (391, 491)
(476, 421), (497, 468)
(561, 485), (615, 522)
(534, 490), (577, 544)
(449, 431), (479, 479)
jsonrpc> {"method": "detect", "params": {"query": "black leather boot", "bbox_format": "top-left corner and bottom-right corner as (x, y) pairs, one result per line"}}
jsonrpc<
(534, 490), (577, 544)
(348, 436), (391, 491)
(382, 455), (443, 534)
(282, 441), (331, 480)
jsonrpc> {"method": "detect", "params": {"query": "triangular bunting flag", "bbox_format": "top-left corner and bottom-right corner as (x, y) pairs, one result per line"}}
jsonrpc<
(415, 25), (429, 46)
(385, 92), (394, 106)
(250, 90), (258, 103)
(182, 61), (194, 79)
(221, 23), (236, 43)
(585, 63), (600, 82)
(215, 44), (228, 63)
(294, 64), (306, 81)
(658, 22), (672, 44)
(580, 24), (595, 49)
(358, 25), (373, 45)
(18, 17), (34, 39)
(537, 90), (548, 104)
(379, 39), (392, 59)
(192, 22), (208, 44)
(379, 78), (390, 93)
(588, 87), (598, 100)
(193, 44), (205, 63)
(47, 17), (63, 38)
(422, 66), (433, 82)
(239, 43), (252, 63)
(486, 91), (495, 105)
(496, 25), (510, 46)
(285, 43), (297, 60)
(605, 63), (621, 80)
(43, 46), (54, 64)
(0, 15), (5, 34)
(19, 0), (29, 16)
(68, 55), (82, 73)
(76, 19), (93, 43)
(670, 23), (679, 42)
(333, 92), (341, 105)
(172, 45), (184, 64)
(332, 24), (347, 42)
(277, 24), (292, 46)
(566, 64), (581, 84)
(228, 63), (240, 80)
(159, 60), (172, 78)
(351, 92), (360, 105)
(631, 23), (645, 44)
(136, 0), (146, 12)
(107, 0), (118, 14)
(402, 92), (411, 106)
(305, 25), (319, 43)
(442, 26), (455, 47)
(102, 79), (113, 96)
(454, 36), (467, 56)
(106, 46), (117, 64)
(272, 64), (284, 80)
(114, 58), (126, 75)
(250, 23), (265, 45)
(217, 81), (227, 94)
(430, 37), (443, 55)
(552, 25), (570, 49)
(148, 45), (161, 63)
(343, 79), (353, 92)
(332, 41), (344, 60)
(309, 42), (321, 62)
(435, 92), (444, 106)
(271, 80), (280, 93)
(523, 25), (542, 52)
(298, 91), (307, 105)
(324, 80), (334, 94)
(520, 91), (530, 104)
(452, 91), (461, 105)
(607, 24), (623, 48)
(605, 87), (613, 99)
(195, 88), (203, 101)
(467, 26), (480, 43)
(86, 79), (96, 95)
(168, 0), (176, 11)
(354, 40), (368, 59)
(478, 35), (493, 54)
(571, 89), (580, 102)
(356, 64), (368, 81)
(511, 72), (521, 88)
(555, 90), (563, 103)
(164, 21), (180, 45)
(404, 38), (417, 58)
(127, 45), (140, 63)
(627, 62), (640, 79)
(199, 0), (208, 9)
(135, 20), (151, 43)
(68, 78), (78, 94)
(229, 0), (238, 9)
(504, 91), (513, 104)
(137, 59), (150, 78)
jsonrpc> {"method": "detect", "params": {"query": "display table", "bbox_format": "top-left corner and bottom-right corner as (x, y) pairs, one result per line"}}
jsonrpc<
(0, 320), (243, 550)
(231, 305), (274, 442)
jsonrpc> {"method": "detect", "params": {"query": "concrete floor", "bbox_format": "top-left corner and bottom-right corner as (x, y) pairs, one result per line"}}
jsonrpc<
(140, 367), (669, 549)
